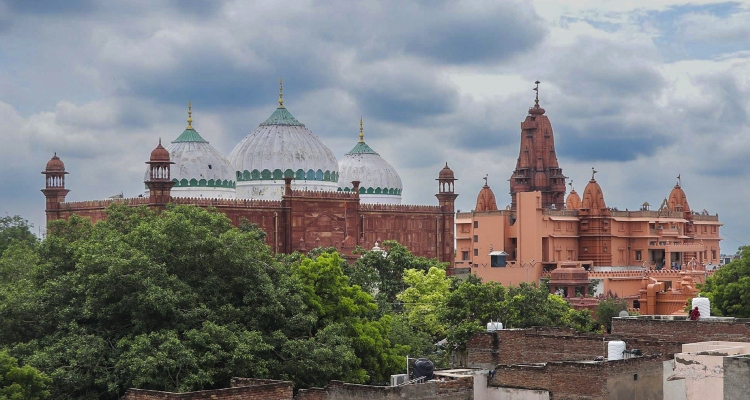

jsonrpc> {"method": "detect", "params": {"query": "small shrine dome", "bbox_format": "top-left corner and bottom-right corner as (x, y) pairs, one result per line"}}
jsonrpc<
(475, 177), (498, 211)
(337, 118), (402, 204)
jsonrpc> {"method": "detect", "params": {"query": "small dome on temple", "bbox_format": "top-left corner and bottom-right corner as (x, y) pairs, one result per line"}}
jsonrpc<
(566, 182), (581, 210)
(475, 178), (498, 211)
(439, 162), (455, 180)
(667, 177), (691, 214)
(150, 139), (171, 162)
(581, 169), (606, 211)
(45, 153), (66, 172)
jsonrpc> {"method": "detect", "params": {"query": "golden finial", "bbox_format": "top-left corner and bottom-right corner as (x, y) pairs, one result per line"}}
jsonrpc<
(278, 77), (284, 108)
(359, 116), (364, 143)
(186, 100), (193, 129)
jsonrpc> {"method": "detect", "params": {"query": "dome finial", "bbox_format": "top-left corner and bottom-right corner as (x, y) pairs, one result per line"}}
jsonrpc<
(278, 77), (284, 108)
(359, 116), (364, 143)
(591, 167), (597, 181)
(483, 174), (488, 186)
(533, 80), (541, 106)
(677, 173), (681, 187)
(569, 179), (574, 191)
(186, 100), (193, 129)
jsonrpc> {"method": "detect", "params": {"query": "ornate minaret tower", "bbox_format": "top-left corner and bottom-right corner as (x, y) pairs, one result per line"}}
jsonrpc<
(41, 153), (70, 223)
(509, 81), (566, 209)
(436, 162), (458, 272)
(145, 139), (175, 206)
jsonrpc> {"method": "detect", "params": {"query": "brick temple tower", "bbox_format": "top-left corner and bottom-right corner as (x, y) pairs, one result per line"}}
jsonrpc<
(509, 81), (566, 209)
(41, 153), (70, 223)
(145, 139), (175, 206)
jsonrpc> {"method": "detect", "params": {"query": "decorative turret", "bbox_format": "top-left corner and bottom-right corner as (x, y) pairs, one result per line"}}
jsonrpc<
(565, 180), (581, 210)
(578, 168), (612, 266)
(667, 174), (692, 220)
(145, 139), (175, 205)
(509, 81), (566, 209)
(42, 153), (70, 222)
(436, 162), (458, 272)
(579, 168), (608, 216)
(475, 175), (498, 211)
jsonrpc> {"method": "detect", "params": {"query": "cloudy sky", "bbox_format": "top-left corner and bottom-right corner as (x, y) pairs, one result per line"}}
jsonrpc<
(1, 0), (748, 251)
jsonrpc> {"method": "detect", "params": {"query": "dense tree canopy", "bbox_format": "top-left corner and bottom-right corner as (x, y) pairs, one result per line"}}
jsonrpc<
(0, 206), (602, 398)
(0, 215), (37, 256)
(701, 246), (750, 317)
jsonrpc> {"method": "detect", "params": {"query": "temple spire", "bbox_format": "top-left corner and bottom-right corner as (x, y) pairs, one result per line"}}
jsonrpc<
(186, 100), (193, 129)
(278, 77), (284, 108)
(359, 116), (364, 143)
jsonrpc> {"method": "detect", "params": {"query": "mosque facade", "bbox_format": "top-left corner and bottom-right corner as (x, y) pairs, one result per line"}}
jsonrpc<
(42, 83), (457, 266)
(455, 90), (722, 306)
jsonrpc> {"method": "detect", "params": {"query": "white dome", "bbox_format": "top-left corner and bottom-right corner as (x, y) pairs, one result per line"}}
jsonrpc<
(144, 126), (236, 199)
(338, 133), (402, 205)
(228, 106), (339, 200)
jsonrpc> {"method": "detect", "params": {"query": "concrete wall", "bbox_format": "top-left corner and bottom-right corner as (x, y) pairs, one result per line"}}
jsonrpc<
(663, 359), (687, 400)
(723, 355), (750, 400)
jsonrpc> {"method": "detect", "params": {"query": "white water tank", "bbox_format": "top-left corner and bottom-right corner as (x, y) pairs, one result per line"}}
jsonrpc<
(608, 340), (626, 361)
(486, 322), (503, 332)
(692, 297), (710, 319)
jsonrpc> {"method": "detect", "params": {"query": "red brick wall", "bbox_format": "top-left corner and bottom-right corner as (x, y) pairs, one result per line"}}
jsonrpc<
(467, 328), (683, 369)
(612, 316), (750, 343)
(121, 380), (293, 400)
(491, 356), (663, 400)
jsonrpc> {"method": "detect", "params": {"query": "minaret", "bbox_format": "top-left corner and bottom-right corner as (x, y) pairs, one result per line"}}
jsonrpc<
(436, 162), (458, 272)
(145, 139), (175, 205)
(509, 81), (566, 209)
(41, 153), (70, 223)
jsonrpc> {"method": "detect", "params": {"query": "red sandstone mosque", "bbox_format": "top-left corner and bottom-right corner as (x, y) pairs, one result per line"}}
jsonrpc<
(454, 82), (722, 313)
(42, 82), (457, 265)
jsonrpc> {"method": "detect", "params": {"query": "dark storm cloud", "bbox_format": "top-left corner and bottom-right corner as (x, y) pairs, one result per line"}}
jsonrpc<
(556, 121), (673, 162)
(399, 3), (547, 65)
(351, 72), (460, 124)
(2, 0), (97, 15)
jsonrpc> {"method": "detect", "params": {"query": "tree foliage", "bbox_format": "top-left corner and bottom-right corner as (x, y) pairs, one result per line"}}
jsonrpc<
(0, 215), (37, 257)
(0, 351), (51, 400)
(700, 245), (750, 317)
(596, 297), (628, 333)
(347, 240), (445, 313)
(0, 205), (408, 398)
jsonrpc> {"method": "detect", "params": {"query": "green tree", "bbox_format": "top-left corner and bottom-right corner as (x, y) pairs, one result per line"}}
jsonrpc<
(0, 351), (51, 400)
(397, 267), (450, 338)
(348, 241), (445, 313)
(0, 215), (37, 257)
(700, 246), (750, 317)
(596, 297), (628, 333)
(289, 251), (403, 385)
(2, 205), (307, 398)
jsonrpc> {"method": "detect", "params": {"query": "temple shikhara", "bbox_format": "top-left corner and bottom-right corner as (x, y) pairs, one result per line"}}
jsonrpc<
(454, 83), (722, 314)
(42, 81), (457, 266)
